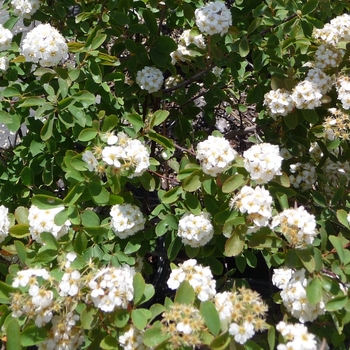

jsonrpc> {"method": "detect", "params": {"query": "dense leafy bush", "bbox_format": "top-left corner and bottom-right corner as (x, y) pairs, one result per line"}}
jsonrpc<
(0, 0), (349, 349)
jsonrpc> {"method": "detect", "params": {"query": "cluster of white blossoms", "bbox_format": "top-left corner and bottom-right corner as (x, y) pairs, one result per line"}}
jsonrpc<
(305, 68), (333, 95)
(230, 186), (273, 228)
(102, 132), (150, 178)
(167, 259), (216, 301)
(335, 75), (350, 109)
(289, 162), (317, 191)
(110, 203), (145, 239)
(0, 24), (13, 51)
(82, 150), (99, 172)
(28, 205), (71, 243)
(314, 13), (350, 45)
(314, 44), (344, 70)
(10, 0), (40, 18)
(276, 321), (318, 350)
(243, 143), (283, 183)
(177, 212), (214, 247)
(271, 206), (317, 248)
(196, 135), (237, 176)
(136, 66), (163, 93)
(291, 80), (323, 109)
(263, 89), (294, 118)
(21, 23), (68, 67)
(0, 205), (10, 243)
(215, 286), (268, 344)
(119, 325), (146, 350)
(88, 265), (135, 311)
(273, 268), (330, 323)
(171, 29), (205, 64)
(0, 56), (9, 72)
(195, 1), (232, 36)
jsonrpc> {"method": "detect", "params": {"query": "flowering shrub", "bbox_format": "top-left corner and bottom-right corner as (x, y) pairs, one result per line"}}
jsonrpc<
(0, 0), (350, 349)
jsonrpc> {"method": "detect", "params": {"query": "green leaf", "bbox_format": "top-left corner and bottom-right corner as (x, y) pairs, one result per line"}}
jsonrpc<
(200, 301), (220, 336)
(150, 110), (170, 128)
(131, 308), (152, 330)
(133, 273), (146, 306)
(222, 174), (247, 193)
(1, 87), (20, 98)
(306, 276), (322, 304)
(80, 306), (96, 330)
(18, 97), (45, 107)
(247, 18), (262, 35)
(100, 335), (119, 349)
(78, 128), (98, 141)
(161, 186), (182, 204)
(88, 183), (110, 205)
(239, 36), (250, 57)
(182, 170), (202, 192)
(31, 195), (64, 209)
(9, 225), (30, 238)
(185, 192), (202, 215)
(336, 209), (350, 229)
(154, 36), (177, 53)
(210, 332), (230, 350)
(143, 322), (170, 347)
(63, 182), (86, 206)
(268, 326), (275, 350)
(174, 280), (195, 305)
(326, 295), (348, 311)
(148, 130), (174, 150)
(14, 241), (27, 265)
(302, 109), (318, 124)
(123, 113), (144, 129)
(40, 232), (59, 250)
(225, 225), (246, 257)
(0, 281), (16, 303)
(296, 248), (315, 273)
(168, 236), (182, 261)
(143, 9), (158, 38)
(81, 210), (100, 226)
(20, 325), (47, 346)
(283, 112), (298, 129)
(302, 0), (318, 15)
(113, 309), (130, 328)
(73, 90), (96, 108)
(40, 117), (54, 141)
(7, 317), (21, 350)
(0, 111), (13, 124)
(329, 236), (345, 263)
(91, 34), (107, 50)
(20, 167), (34, 187)
(312, 191), (327, 208)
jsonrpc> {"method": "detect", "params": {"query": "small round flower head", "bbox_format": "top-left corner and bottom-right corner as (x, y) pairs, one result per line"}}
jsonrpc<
(136, 66), (163, 93)
(305, 68), (333, 95)
(21, 23), (68, 67)
(277, 321), (318, 350)
(229, 321), (255, 345)
(119, 325), (146, 350)
(11, 0), (40, 18)
(177, 212), (214, 247)
(0, 205), (10, 243)
(263, 88), (295, 118)
(289, 162), (317, 191)
(0, 56), (9, 72)
(335, 75), (350, 110)
(167, 259), (216, 301)
(110, 203), (145, 239)
(291, 80), (323, 109)
(196, 135), (237, 176)
(230, 185), (273, 228)
(195, 1), (232, 36)
(314, 44), (344, 70)
(181, 29), (206, 49)
(28, 205), (71, 243)
(271, 206), (317, 248)
(0, 24), (13, 51)
(82, 150), (98, 172)
(243, 143), (283, 184)
(88, 265), (135, 311)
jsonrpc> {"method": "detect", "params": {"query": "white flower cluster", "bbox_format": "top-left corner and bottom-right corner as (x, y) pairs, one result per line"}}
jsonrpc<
(59, 270), (81, 297)
(215, 286), (268, 344)
(171, 29), (205, 64)
(314, 13), (350, 45)
(21, 23), (68, 67)
(263, 89), (294, 118)
(0, 24), (13, 51)
(102, 132), (150, 178)
(167, 259), (216, 301)
(110, 203), (145, 239)
(195, 1), (232, 36)
(271, 206), (317, 248)
(82, 150), (98, 172)
(11, 0), (40, 18)
(88, 265), (135, 311)
(136, 66), (163, 93)
(276, 321), (317, 350)
(0, 205), (10, 243)
(0, 57), (9, 72)
(314, 44), (344, 70)
(177, 212), (214, 247)
(28, 205), (71, 243)
(243, 143), (283, 183)
(289, 162), (317, 191)
(38, 312), (84, 350)
(230, 186), (273, 228)
(305, 68), (333, 95)
(335, 75), (350, 109)
(273, 268), (330, 323)
(196, 135), (237, 176)
(119, 325), (146, 350)
(291, 80), (322, 109)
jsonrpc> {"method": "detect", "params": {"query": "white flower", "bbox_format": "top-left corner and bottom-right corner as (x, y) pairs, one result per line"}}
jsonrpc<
(264, 89), (295, 118)
(177, 212), (214, 247)
(272, 267), (293, 289)
(102, 145), (123, 167)
(229, 321), (255, 345)
(119, 325), (146, 350)
(0, 205), (10, 243)
(291, 80), (322, 109)
(136, 66), (164, 93)
(21, 23), (68, 67)
(196, 135), (237, 176)
(11, 0), (40, 18)
(195, 1), (232, 36)
(59, 270), (81, 296)
(0, 57), (9, 72)
(177, 322), (193, 334)
(110, 203), (145, 238)
(0, 25), (13, 52)
(82, 150), (98, 172)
